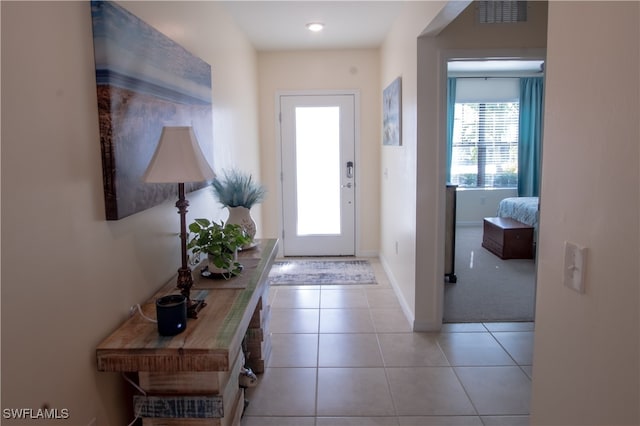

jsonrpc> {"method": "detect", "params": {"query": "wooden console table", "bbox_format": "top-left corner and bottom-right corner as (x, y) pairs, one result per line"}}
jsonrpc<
(96, 239), (278, 426)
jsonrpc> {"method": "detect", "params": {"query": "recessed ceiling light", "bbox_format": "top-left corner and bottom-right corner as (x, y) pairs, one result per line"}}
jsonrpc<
(306, 22), (324, 32)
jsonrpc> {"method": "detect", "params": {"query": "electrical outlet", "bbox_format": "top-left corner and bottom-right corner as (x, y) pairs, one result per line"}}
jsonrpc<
(563, 241), (587, 293)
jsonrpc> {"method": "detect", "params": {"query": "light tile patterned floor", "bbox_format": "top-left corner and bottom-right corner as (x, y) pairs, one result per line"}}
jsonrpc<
(242, 258), (533, 426)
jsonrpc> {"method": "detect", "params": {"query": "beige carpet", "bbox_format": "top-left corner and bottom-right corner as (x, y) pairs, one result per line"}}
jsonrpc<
(443, 225), (536, 323)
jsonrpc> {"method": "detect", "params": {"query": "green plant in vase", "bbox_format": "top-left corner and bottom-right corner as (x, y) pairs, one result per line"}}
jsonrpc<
(187, 218), (251, 278)
(211, 169), (266, 247)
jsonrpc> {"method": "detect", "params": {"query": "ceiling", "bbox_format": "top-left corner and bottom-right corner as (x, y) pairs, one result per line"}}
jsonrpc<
(221, 1), (405, 51)
(220, 2), (544, 76)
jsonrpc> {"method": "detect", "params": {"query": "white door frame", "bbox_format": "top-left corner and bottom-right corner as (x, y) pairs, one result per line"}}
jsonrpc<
(275, 89), (361, 256)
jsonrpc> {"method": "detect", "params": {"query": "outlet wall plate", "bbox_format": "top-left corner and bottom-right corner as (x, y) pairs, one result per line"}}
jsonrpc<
(563, 241), (587, 293)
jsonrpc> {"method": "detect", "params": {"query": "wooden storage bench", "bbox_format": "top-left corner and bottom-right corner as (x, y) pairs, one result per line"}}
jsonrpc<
(482, 217), (534, 260)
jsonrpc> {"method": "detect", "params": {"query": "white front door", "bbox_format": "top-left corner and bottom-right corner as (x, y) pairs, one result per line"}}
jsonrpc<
(279, 93), (356, 256)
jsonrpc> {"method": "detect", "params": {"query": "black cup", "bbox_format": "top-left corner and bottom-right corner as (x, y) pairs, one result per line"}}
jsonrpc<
(156, 294), (187, 336)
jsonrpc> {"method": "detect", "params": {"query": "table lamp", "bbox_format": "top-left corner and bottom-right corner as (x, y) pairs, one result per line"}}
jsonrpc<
(143, 126), (215, 318)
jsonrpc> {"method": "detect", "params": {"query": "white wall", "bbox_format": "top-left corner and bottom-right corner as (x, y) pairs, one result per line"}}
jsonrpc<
(1, 2), (259, 424)
(530, 2), (639, 425)
(257, 49), (381, 255)
(456, 188), (517, 225)
(379, 1), (448, 328)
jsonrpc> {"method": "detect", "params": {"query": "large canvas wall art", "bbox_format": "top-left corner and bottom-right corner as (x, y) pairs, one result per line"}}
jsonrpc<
(383, 77), (402, 146)
(91, 0), (213, 220)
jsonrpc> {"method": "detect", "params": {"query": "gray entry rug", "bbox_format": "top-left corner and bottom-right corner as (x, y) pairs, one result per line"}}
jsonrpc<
(268, 259), (377, 286)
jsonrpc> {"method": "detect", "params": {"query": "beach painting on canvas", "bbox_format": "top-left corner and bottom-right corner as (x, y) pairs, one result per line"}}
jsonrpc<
(91, 0), (213, 220)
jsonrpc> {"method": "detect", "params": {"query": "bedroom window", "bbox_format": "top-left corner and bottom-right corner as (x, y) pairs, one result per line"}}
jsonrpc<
(451, 102), (519, 188)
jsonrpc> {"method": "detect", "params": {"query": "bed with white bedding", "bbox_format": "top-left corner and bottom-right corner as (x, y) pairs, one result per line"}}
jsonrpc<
(497, 197), (540, 228)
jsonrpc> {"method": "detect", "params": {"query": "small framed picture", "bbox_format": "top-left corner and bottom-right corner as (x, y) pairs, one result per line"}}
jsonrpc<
(383, 77), (402, 146)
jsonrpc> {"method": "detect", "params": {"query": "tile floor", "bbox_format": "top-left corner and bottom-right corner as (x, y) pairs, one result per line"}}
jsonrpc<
(242, 258), (534, 426)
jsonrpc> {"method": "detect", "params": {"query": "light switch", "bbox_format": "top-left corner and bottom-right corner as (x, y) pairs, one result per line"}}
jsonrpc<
(563, 241), (587, 293)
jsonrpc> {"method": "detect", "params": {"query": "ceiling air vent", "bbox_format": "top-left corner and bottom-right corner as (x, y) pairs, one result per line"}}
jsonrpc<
(477, 1), (527, 24)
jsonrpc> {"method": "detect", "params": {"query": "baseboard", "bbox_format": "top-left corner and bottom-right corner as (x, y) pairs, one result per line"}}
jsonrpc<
(356, 249), (378, 258)
(413, 319), (442, 332)
(456, 221), (483, 227)
(378, 255), (416, 328)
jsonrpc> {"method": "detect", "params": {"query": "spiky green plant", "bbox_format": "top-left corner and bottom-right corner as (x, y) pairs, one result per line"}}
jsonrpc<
(211, 169), (266, 208)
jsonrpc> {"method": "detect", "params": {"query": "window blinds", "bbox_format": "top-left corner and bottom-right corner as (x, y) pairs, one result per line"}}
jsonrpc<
(451, 102), (519, 188)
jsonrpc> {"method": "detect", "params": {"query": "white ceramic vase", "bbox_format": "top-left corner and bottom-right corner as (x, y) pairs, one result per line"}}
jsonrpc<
(226, 206), (256, 248)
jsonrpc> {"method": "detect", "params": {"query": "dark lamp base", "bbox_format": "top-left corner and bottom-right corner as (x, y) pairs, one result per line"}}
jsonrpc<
(187, 299), (207, 319)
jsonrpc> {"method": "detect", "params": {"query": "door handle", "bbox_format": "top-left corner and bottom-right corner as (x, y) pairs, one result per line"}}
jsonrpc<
(346, 161), (354, 179)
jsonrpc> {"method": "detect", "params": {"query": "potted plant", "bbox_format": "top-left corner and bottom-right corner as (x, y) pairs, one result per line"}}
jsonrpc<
(187, 218), (252, 278)
(211, 169), (266, 247)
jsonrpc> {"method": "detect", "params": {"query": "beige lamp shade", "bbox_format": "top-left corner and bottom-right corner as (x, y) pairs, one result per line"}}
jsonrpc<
(143, 126), (215, 183)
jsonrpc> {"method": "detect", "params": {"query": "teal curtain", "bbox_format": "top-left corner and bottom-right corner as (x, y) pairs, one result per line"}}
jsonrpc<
(518, 77), (544, 197)
(446, 78), (457, 183)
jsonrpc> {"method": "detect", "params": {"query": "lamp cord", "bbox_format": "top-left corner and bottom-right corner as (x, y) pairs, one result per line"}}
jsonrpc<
(124, 306), (155, 424)
(122, 373), (146, 426)
(134, 304), (157, 323)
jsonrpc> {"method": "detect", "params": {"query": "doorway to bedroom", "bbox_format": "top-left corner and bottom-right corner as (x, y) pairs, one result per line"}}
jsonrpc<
(443, 58), (544, 323)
